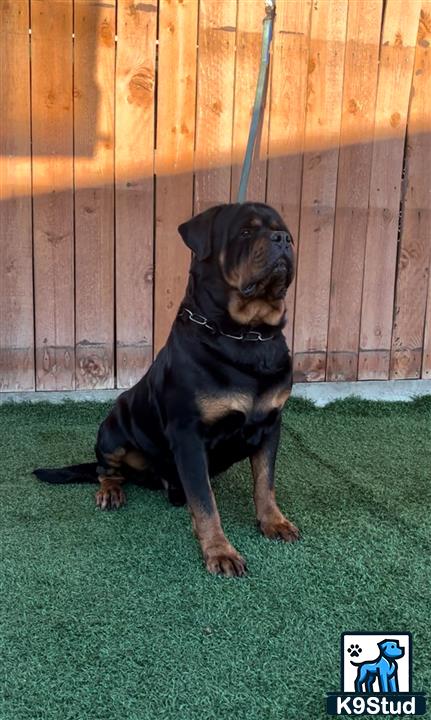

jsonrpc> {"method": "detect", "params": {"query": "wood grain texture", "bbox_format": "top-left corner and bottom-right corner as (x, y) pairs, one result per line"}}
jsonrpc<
(0, 0), (34, 390)
(194, 0), (237, 212)
(391, 4), (431, 379)
(293, 0), (348, 382)
(74, 0), (115, 389)
(230, 0), (269, 202)
(358, 0), (421, 380)
(326, 0), (383, 381)
(266, 0), (312, 351)
(31, 0), (75, 390)
(154, 0), (198, 353)
(115, 0), (157, 387)
(423, 256), (431, 378)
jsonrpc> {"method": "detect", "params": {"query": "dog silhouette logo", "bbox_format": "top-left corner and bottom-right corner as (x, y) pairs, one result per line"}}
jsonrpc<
(326, 632), (427, 716)
(351, 638), (404, 693)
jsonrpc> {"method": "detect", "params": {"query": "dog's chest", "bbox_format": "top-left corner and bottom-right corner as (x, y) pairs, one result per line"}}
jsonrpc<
(197, 384), (290, 428)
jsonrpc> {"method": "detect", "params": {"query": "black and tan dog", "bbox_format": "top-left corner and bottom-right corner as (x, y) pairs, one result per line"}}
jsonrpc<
(34, 202), (299, 576)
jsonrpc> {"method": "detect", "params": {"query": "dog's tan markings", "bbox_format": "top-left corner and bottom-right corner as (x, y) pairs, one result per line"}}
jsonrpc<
(190, 497), (246, 577)
(257, 386), (291, 414)
(220, 254), (245, 288)
(96, 473), (126, 510)
(123, 449), (148, 471)
(103, 446), (126, 468)
(197, 391), (253, 423)
(249, 217), (263, 227)
(104, 446), (148, 471)
(251, 451), (299, 542)
(228, 293), (285, 326)
(220, 238), (268, 290)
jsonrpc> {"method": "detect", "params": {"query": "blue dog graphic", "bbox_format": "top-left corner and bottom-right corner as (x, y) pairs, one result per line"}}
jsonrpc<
(351, 639), (405, 693)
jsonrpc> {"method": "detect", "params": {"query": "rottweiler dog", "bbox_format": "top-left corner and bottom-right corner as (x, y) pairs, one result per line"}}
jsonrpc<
(34, 202), (299, 576)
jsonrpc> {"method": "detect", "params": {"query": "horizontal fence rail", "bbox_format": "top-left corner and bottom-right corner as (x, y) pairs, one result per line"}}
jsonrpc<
(0, 0), (430, 391)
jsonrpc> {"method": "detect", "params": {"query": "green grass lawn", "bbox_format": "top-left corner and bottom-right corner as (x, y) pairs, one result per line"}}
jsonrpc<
(1, 397), (430, 720)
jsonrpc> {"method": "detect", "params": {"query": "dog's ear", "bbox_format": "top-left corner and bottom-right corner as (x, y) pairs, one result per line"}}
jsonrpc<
(378, 640), (391, 650)
(178, 206), (224, 261)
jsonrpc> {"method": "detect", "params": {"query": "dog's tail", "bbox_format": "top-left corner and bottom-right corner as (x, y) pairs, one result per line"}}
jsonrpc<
(33, 462), (98, 484)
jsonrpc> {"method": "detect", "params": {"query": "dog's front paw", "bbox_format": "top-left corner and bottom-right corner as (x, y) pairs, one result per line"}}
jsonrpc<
(260, 515), (300, 542)
(204, 543), (247, 578)
(95, 482), (126, 510)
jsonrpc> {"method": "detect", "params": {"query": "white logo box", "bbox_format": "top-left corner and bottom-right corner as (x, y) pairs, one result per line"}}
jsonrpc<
(342, 633), (411, 693)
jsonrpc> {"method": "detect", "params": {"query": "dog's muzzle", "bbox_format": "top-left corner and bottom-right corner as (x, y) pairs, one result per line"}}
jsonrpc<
(269, 230), (291, 250)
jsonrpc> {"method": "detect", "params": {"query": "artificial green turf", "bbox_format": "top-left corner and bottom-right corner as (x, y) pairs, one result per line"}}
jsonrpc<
(1, 396), (430, 720)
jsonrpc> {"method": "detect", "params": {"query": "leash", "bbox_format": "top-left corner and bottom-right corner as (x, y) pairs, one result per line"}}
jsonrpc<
(179, 5), (277, 342)
(237, 0), (276, 204)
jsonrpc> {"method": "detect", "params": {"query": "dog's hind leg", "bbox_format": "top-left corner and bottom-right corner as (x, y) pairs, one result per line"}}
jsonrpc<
(355, 666), (368, 693)
(120, 450), (186, 505)
(96, 472), (126, 510)
(94, 419), (129, 510)
(95, 446), (127, 510)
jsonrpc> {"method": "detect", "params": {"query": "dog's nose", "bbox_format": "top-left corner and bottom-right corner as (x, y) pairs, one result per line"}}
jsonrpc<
(270, 231), (291, 249)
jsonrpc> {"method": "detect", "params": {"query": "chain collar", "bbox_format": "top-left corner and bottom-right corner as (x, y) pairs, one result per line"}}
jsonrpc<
(178, 307), (275, 342)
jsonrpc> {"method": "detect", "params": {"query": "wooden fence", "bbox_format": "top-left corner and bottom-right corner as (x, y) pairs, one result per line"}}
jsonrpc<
(1, 0), (430, 391)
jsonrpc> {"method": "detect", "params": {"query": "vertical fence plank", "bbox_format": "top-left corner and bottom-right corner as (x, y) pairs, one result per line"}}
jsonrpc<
(326, 0), (382, 381)
(230, 0), (269, 202)
(154, 0), (198, 353)
(391, 4), (431, 379)
(194, 0), (237, 213)
(115, 0), (157, 387)
(419, 3), (431, 380)
(31, 0), (75, 390)
(0, 1), (34, 391)
(74, 0), (115, 389)
(358, 0), (421, 380)
(293, 0), (348, 382)
(266, 0), (312, 351)
(423, 268), (431, 377)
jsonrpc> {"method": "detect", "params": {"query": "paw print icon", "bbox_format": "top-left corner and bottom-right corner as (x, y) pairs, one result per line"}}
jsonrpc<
(347, 644), (362, 658)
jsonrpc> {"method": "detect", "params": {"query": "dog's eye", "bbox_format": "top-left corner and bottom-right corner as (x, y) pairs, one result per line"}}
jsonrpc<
(239, 228), (252, 240)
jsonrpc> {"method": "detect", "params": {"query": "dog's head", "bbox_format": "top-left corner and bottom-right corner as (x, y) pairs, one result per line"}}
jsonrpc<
(378, 640), (405, 660)
(178, 203), (295, 326)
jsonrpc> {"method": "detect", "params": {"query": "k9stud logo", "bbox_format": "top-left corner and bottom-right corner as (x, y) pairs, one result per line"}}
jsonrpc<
(326, 633), (426, 716)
